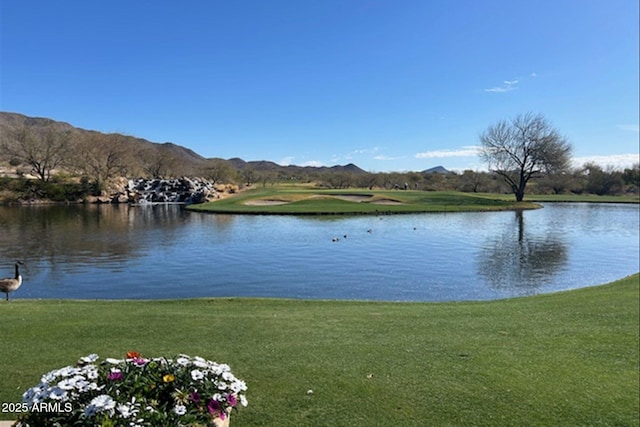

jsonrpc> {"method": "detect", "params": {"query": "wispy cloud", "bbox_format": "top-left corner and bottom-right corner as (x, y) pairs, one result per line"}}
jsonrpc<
(301, 160), (324, 167)
(484, 85), (516, 93)
(332, 147), (381, 163)
(484, 73), (536, 93)
(617, 124), (640, 132)
(278, 156), (295, 166)
(374, 154), (406, 161)
(415, 146), (480, 159)
(485, 79), (518, 93)
(572, 153), (639, 170)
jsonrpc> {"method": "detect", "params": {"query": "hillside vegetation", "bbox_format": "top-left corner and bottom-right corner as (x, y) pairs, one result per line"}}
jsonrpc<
(1, 111), (638, 204)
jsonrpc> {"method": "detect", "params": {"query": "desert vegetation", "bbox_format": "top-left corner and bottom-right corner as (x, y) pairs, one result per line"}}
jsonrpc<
(1, 112), (638, 204)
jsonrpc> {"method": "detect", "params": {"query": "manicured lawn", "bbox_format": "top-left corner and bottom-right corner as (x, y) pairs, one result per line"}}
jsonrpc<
(1, 275), (638, 426)
(188, 187), (540, 215)
(486, 193), (640, 204)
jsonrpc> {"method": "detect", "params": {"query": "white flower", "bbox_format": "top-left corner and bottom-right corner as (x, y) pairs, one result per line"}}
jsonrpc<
(79, 354), (99, 363)
(84, 394), (116, 417)
(57, 378), (78, 390)
(176, 356), (190, 366)
(230, 380), (247, 393)
(173, 404), (187, 415)
(191, 369), (204, 380)
(240, 394), (248, 407)
(117, 402), (137, 418)
(49, 387), (67, 401)
(106, 358), (124, 364)
(22, 384), (47, 405)
(84, 365), (99, 380)
(41, 366), (78, 383)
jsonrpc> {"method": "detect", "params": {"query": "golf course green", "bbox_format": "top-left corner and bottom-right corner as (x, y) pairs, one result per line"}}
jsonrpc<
(188, 187), (542, 215)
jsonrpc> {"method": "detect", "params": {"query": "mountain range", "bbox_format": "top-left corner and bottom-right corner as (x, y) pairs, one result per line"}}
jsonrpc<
(0, 111), (450, 176)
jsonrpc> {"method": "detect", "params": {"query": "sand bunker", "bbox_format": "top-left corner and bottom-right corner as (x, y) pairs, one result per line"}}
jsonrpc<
(371, 199), (405, 205)
(244, 199), (290, 206)
(332, 195), (374, 202)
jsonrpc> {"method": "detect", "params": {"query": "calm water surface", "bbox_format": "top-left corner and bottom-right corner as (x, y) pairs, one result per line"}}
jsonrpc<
(0, 203), (638, 301)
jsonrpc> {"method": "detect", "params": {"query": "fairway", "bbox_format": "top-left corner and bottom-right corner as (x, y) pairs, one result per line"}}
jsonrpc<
(1, 275), (638, 426)
(188, 187), (541, 215)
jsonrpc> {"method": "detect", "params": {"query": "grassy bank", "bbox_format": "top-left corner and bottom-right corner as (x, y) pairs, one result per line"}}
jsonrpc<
(188, 187), (541, 215)
(1, 275), (638, 426)
(488, 193), (640, 204)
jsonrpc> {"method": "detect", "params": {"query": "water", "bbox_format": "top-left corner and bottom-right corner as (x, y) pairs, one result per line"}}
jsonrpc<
(0, 203), (638, 301)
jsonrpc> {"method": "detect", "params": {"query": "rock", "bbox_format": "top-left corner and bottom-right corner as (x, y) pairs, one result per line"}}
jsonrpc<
(93, 177), (221, 205)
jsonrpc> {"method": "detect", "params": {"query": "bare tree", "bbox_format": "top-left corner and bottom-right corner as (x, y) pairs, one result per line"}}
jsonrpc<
(72, 132), (134, 190)
(139, 145), (178, 178)
(0, 126), (71, 181)
(479, 113), (572, 201)
(204, 159), (235, 184)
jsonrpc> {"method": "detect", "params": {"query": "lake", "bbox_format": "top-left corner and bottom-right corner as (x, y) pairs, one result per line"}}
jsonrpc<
(0, 203), (638, 301)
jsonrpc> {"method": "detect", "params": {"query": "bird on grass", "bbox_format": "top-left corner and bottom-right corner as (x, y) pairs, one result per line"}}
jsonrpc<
(0, 261), (24, 301)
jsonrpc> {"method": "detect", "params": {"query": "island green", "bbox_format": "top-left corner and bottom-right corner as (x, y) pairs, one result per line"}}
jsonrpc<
(188, 187), (542, 215)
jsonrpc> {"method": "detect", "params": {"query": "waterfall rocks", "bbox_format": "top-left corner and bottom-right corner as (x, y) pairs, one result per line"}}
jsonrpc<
(90, 177), (220, 205)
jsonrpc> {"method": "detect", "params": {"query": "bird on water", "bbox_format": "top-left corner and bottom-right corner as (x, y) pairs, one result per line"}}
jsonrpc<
(0, 261), (24, 301)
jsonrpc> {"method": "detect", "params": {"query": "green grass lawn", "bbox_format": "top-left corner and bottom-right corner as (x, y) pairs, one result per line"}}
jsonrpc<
(1, 275), (638, 426)
(487, 192), (640, 204)
(189, 188), (541, 215)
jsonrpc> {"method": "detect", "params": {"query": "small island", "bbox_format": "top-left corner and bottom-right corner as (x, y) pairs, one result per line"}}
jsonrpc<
(187, 186), (541, 215)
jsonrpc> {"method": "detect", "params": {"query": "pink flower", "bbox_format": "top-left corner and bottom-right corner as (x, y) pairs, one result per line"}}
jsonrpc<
(189, 392), (201, 403)
(227, 394), (237, 407)
(207, 399), (221, 416)
(132, 357), (147, 366)
(107, 372), (123, 381)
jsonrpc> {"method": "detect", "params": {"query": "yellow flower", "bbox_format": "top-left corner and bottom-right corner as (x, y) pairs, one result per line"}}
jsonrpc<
(163, 374), (175, 383)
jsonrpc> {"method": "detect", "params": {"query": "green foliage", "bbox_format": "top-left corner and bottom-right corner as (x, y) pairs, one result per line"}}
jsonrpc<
(0, 176), (91, 202)
(1, 275), (638, 426)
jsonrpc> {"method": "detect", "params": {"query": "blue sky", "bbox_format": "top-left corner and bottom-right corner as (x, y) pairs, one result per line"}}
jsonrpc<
(1, 0), (638, 172)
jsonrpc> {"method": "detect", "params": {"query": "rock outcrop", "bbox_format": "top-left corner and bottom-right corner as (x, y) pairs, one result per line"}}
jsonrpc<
(91, 177), (220, 205)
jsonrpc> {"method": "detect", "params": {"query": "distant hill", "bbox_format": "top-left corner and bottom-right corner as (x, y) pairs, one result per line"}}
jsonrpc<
(423, 165), (451, 174)
(226, 157), (367, 175)
(0, 112), (367, 177)
(1, 112), (455, 179)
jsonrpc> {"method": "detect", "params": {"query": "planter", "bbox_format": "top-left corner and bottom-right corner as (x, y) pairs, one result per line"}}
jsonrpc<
(212, 412), (231, 427)
(0, 417), (229, 427)
(18, 353), (247, 427)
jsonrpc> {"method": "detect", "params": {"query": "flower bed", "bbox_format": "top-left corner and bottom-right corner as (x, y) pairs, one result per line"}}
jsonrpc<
(16, 352), (247, 427)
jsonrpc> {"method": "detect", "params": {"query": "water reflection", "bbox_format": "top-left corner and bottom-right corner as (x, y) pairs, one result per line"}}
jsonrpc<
(477, 210), (567, 294)
(1, 205), (194, 283)
(0, 203), (637, 301)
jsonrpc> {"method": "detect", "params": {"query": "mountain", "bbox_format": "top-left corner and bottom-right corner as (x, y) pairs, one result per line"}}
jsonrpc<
(0, 111), (207, 170)
(0, 112), (367, 177)
(422, 165), (451, 174)
(226, 157), (366, 175)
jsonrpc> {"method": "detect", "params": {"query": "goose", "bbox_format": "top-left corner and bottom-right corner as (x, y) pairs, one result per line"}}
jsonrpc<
(0, 261), (24, 301)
